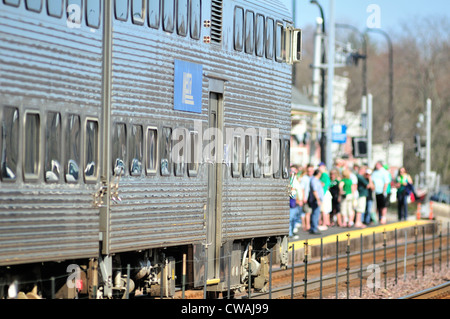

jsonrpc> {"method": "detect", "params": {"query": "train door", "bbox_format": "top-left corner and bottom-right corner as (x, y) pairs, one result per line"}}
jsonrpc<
(206, 81), (224, 284)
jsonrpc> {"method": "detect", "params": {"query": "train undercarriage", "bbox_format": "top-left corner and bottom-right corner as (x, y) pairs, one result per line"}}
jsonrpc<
(0, 236), (288, 299)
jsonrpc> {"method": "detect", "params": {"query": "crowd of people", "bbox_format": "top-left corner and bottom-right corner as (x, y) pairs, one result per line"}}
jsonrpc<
(289, 159), (415, 239)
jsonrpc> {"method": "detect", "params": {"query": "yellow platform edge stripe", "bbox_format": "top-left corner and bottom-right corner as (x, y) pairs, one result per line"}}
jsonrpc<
(206, 278), (220, 285)
(288, 220), (432, 250)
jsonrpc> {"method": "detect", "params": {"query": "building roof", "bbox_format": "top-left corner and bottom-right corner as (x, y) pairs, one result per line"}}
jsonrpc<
(291, 86), (322, 114)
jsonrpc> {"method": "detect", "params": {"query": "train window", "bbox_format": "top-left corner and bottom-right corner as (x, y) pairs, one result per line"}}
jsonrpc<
(47, 0), (63, 17)
(273, 139), (281, 179)
(4, 0), (20, 7)
(265, 17), (274, 59)
(24, 112), (40, 181)
(129, 124), (143, 176)
(67, 0), (83, 26)
(65, 114), (80, 183)
(112, 123), (127, 176)
(188, 130), (199, 177)
(25, 0), (43, 12)
(160, 126), (172, 176)
(86, 0), (100, 28)
(255, 14), (264, 57)
(243, 135), (252, 178)
(173, 128), (185, 176)
(231, 135), (241, 178)
(131, 0), (145, 25)
(84, 119), (99, 182)
(114, 0), (128, 21)
(190, 0), (201, 40)
(233, 6), (243, 51)
(176, 0), (187, 36)
(148, 0), (160, 29)
(44, 112), (62, 183)
(146, 127), (158, 175)
(275, 21), (284, 62)
(162, 0), (174, 33)
(1, 107), (19, 182)
(253, 136), (261, 178)
(282, 139), (290, 179)
(244, 10), (254, 54)
(263, 138), (272, 177)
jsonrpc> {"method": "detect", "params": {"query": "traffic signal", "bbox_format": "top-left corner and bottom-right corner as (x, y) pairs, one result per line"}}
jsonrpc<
(346, 52), (366, 67)
(352, 137), (368, 158)
(414, 134), (421, 157)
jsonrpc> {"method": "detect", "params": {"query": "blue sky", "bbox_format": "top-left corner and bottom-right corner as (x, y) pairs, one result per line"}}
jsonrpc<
(282, 0), (450, 33)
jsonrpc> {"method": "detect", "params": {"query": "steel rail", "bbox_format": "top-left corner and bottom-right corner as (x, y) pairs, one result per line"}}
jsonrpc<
(237, 242), (449, 300)
(398, 281), (450, 299)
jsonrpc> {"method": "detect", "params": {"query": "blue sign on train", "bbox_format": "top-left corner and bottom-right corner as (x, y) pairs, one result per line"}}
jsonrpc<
(174, 60), (203, 113)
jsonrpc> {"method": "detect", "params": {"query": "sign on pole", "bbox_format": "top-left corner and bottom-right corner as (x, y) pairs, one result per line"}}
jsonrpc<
(332, 124), (347, 144)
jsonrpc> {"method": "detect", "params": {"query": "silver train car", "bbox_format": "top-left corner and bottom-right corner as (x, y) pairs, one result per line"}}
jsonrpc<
(0, 0), (301, 298)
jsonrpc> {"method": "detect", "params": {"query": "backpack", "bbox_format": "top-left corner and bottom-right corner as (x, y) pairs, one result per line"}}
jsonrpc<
(307, 180), (316, 207)
(290, 197), (297, 208)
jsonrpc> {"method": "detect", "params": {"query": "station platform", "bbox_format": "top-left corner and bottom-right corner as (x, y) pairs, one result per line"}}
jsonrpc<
(284, 207), (445, 262)
(288, 219), (433, 252)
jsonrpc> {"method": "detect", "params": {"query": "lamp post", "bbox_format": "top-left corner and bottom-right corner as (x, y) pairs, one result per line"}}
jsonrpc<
(310, 0), (327, 163)
(335, 23), (368, 98)
(365, 28), (394, 164)
(325, 0), (335, 171)
(335, 23), (369, 164)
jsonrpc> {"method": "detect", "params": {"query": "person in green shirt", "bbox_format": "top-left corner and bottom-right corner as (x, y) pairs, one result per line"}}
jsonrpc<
(319, 162), (332, 230)
(329, 169), (342, 226)
(395, 167), (413, 221)
(339, 169), (355, 227)
(355, 166), (369, 228)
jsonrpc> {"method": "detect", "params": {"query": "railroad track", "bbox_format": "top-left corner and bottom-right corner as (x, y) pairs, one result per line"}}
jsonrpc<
(168, 228), (450, 299)
(399, 281), (450, 299)
(238, 232), (450, 300)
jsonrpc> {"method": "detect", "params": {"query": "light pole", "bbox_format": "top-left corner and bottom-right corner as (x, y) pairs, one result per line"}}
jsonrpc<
(326, 0), (335, 171)
(310, 0), (327, 163)
(365, 28), (394, 164)
(335, 23), (369, 164)
(335, 23), (368, 98)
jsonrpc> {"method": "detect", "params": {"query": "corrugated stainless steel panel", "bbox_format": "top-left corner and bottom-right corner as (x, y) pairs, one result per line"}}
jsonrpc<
(216, 0), (292, 240)
(221, 179), (289, 241)
(108, 179), (207, 252)
(0, 5), (102, 265)
(0, 188), (98, 265)
(108, 25), (208, 253)
(107, 0), (291, 252)
(0, 16), (102, 105)
(220, 1), (292, 241)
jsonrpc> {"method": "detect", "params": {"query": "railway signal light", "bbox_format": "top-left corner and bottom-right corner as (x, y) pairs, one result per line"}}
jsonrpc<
(352, 137), (368, 158)
(346, 52), (366, 67)
(414, 134), (420, 156)
(414, 134), (425, 159)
